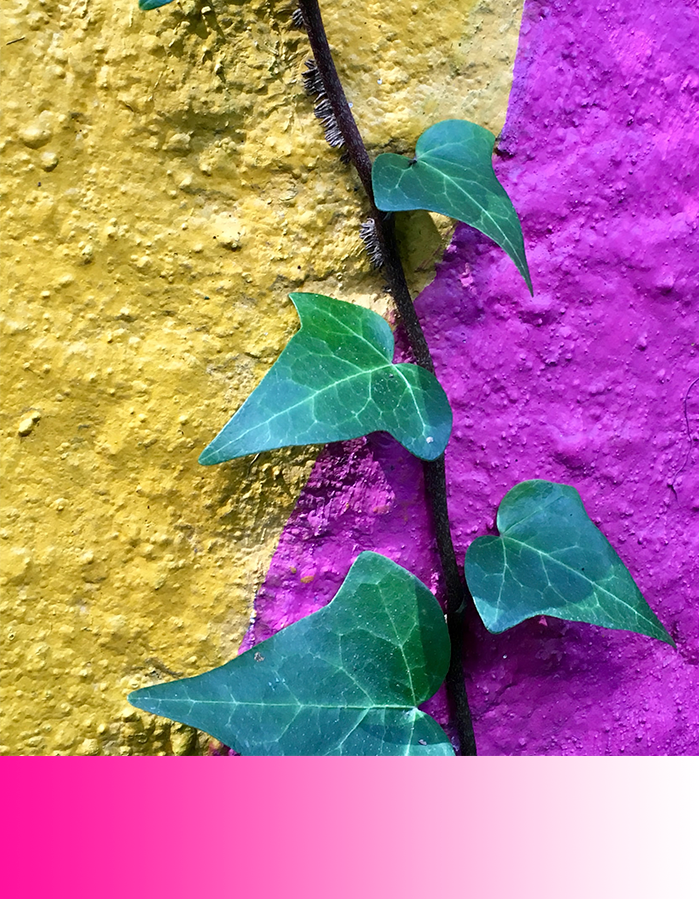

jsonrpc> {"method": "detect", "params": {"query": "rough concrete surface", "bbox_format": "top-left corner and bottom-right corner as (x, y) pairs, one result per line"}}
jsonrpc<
(249, 0), (699, 754)
(1, 0), (523, 753)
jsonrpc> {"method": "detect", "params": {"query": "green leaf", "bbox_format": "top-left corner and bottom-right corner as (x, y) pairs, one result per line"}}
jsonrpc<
(372, 119), (532, 293)
(139, 0), (174, 9)
(464, 480), (674, 644)
(199, 293), (452, 464)
(129, 552), (454, 756)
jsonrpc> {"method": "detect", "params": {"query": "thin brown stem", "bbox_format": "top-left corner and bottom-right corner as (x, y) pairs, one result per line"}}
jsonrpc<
(297, 0), (476, 755)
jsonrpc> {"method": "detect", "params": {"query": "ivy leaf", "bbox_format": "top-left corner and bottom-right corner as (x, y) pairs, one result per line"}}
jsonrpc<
(139, 0), (174, 9)
(199, 293), (452, 464)
(372, 119), (532, 293)
(463, 480), (674, 644)
(129, 552), (454, 756)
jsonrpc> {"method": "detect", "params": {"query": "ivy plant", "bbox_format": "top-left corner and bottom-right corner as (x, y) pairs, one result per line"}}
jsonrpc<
(372, 119), (532, 293)
(464, 480), (673, 643)
(131, 552), (454, 755)
(129, 0), (674, 755)
(199, 293), (452, 465)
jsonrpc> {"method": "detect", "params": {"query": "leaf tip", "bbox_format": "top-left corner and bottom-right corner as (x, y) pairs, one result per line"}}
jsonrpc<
(656, 627), (676, 648)
(127, 686), (149, 712)
(198, 444), (217, 466)
(286, 292), (312, 324)
(516, 256), (534, 295)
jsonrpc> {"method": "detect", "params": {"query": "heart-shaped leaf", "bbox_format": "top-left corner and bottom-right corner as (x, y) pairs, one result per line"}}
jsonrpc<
(372, 119), (532, 293)
(199, 293), (452, 464)
(464, 480), (674, 644)
(129, 552), (454, 755)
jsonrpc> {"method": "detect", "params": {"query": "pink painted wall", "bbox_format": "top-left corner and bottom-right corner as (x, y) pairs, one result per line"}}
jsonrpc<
(244, 0), (699, 754)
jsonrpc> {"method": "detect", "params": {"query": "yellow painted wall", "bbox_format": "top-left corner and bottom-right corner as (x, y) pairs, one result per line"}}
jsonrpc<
(1, 0), (523, 754)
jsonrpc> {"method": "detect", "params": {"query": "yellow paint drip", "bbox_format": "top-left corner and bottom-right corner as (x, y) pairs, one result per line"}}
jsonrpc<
(1, 0), (523, 754)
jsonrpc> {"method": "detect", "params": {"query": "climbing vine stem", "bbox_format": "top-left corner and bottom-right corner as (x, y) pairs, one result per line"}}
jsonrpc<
(297, 0), (476, 755)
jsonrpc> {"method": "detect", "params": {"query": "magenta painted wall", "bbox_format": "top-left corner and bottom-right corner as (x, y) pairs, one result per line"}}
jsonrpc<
(244, 0), (699, 754)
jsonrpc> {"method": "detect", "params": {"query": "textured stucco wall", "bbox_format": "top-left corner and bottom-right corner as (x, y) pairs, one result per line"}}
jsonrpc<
(247, 0), (699, 754)
(1, 0), (524, 753)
